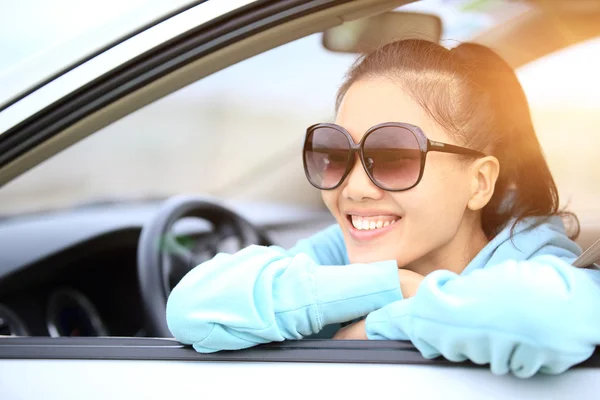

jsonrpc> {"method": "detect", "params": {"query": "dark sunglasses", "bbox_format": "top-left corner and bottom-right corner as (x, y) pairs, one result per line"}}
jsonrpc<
(302, 122), (486, 191)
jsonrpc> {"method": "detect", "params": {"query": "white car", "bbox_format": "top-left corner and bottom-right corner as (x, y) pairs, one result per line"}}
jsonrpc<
(0, 0), (599, 398)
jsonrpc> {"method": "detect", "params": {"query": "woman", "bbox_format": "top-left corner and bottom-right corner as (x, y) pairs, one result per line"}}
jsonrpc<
(166, 39), (600, 378)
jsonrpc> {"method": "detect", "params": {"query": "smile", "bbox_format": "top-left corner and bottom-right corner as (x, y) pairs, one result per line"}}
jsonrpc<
(350, 215), (400, 230)
(345, 213), (402, 242)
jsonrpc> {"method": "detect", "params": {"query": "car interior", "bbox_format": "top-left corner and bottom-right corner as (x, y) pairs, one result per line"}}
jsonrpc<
(0, 0), (599, 351)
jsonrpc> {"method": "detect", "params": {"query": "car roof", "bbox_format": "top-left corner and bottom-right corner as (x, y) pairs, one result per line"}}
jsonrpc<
(0, 0), (258, 136)
(0, 0), (253, 112)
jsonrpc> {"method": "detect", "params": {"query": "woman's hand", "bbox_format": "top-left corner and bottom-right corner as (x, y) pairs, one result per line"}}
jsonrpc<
(333, 319), (367, 340)
(333, 269), (424, 340)
(398, 269), (425, 298)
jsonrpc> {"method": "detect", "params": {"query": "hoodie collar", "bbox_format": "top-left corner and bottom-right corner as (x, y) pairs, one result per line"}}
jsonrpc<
(461, 216), (580, 275)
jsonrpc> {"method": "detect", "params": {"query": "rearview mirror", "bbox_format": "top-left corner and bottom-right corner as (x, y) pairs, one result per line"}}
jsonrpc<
(322, 11), (442, 54)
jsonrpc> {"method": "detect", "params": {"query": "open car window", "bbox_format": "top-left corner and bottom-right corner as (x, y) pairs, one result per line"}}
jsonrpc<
(0, 32), (357, 217)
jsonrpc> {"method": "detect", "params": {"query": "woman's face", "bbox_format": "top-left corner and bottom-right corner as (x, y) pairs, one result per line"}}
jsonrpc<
(322, 77), (482, 272)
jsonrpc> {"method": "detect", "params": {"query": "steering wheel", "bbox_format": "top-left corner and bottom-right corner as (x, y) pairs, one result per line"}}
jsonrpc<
(137, 194), (273, 337)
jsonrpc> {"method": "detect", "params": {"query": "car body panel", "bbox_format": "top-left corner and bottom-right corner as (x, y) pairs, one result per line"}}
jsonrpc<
(1, 359), (598, 399)
(0, 337), (598, 399)
(0, 0), (203, 111)
(0, 0), (257, 134)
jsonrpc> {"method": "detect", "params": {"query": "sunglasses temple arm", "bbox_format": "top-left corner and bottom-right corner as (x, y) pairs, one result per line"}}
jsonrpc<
(428, 140), (485, 157)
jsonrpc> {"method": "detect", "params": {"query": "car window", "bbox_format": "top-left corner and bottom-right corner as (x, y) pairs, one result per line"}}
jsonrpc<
(0, 33), (357, 215)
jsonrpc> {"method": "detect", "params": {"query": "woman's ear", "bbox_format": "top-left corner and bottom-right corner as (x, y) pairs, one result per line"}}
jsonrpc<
(467, 156), (500, 211)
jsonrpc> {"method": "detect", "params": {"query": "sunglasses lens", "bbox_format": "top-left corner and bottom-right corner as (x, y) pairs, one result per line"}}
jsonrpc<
(304, 126), (351, 189)
(363, 126), (421, 190)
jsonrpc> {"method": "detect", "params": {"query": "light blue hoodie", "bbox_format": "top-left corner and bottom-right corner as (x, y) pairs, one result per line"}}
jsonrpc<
(166, 216), (600, 378)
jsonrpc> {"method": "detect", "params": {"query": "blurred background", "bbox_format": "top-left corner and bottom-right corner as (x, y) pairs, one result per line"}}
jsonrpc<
(0, 0), (598, 229)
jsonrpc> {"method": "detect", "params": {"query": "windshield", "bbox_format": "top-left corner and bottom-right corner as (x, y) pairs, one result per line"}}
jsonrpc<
(1, 0), (597, 220)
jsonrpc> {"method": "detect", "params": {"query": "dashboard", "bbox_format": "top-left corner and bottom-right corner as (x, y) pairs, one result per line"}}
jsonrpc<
(0, 198), (334, 338)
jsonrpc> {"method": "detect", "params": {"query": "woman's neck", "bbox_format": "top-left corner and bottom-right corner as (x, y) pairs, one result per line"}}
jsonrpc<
(405, 215), (490, 276)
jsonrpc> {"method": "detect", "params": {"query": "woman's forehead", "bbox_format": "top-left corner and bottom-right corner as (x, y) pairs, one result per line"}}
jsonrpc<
(335, 77), (447, 142)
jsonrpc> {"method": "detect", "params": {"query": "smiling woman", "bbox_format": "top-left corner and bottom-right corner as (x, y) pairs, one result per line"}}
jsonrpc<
(166, 37), (600, 379)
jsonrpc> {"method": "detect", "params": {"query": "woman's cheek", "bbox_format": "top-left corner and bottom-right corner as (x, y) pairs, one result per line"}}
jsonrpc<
(321, 190), (339, 217)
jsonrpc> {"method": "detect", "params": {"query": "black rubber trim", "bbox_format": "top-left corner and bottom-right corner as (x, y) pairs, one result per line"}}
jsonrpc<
(0, 337), (598, 369)
(0, 0), (349, 172)
(0, 0), (211, 113)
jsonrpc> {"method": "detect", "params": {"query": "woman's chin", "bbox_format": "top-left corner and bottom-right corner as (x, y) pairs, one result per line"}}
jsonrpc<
(347, 245), (400, 265)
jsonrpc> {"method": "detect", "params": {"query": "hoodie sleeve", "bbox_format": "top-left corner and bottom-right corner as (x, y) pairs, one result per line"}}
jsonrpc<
(365, 254), (600, 378)
(166, 224), (402, 353)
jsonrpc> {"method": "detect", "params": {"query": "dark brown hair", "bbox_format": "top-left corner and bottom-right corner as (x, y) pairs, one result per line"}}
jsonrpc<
(336, 39), (578, 239)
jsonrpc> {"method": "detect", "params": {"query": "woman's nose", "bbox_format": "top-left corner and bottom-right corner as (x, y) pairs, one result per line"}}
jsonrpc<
(341, 156), (384, 202)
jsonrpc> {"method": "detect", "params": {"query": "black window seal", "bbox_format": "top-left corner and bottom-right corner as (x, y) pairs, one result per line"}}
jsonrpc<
(0, 337), (598, 369)
(0, 0), (350, 172)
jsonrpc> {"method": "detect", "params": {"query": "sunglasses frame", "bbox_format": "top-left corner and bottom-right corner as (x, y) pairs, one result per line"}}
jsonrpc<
(302, 122), (486, 192)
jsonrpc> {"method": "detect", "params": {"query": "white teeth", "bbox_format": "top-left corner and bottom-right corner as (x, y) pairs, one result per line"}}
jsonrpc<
(351, 215), (400, 231)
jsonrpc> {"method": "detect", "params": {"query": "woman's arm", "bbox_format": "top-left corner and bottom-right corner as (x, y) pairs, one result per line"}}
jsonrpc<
(365, 255), (600, 378)
(166, 224), (402, 353)
(333, 269), (425, 340)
